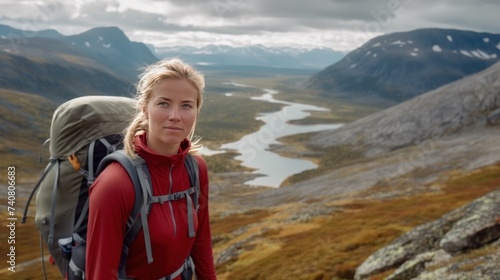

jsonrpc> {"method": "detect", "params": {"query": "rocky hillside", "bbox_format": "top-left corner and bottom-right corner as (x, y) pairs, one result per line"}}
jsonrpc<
(344, 68), (500, 278)
(306, 28), (500, 102)
(310, 61), (500, 156)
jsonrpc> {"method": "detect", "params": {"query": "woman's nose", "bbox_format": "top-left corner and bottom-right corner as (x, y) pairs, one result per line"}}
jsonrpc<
(168, 107), (180, 121)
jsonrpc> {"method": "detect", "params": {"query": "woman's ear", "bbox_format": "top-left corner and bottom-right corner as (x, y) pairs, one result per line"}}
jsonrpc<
(143, 106), (149, 119)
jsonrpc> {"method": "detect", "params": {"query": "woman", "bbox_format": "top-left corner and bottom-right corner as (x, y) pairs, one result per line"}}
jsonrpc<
(86, 58), (217, 279)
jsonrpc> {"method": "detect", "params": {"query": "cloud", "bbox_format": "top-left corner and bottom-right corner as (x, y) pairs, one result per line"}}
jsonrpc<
(0, 0), (498, 51)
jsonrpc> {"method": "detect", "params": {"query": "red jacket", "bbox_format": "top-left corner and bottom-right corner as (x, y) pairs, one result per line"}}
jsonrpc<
(86, 134), (217, 279)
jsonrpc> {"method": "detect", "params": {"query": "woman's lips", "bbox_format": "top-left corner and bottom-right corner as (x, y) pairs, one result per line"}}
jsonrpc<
(164, 126), (182, 130)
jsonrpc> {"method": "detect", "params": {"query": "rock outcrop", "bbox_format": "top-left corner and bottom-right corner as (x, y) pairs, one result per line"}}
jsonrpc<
(354, 189), (500, 280)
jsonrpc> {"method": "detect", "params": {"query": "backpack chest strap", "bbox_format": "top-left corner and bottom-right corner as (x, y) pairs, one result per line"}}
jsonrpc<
(150, 188), (197, 238)
(150, 187), (196, 204)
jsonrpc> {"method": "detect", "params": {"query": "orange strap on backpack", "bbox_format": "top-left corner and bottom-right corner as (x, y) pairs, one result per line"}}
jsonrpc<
(68, 154), (80, 171)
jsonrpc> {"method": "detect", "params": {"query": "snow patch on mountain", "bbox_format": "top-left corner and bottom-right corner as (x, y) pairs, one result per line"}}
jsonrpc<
(433, 45), (442, 52)
(391, 40), (406, 46)
(460, 50), (473, 57)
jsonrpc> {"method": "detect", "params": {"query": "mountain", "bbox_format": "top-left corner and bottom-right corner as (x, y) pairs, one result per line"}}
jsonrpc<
(154, 44), (344, 69)
(0, 37), (133, 102)
(62, 26), (158, 81)
(0, 24), (158, 83)
(306, 28), (500, 102)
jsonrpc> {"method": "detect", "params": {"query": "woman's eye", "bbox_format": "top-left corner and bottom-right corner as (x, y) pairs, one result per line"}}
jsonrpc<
(182, 103), (193, 108)
(158, 102), (169, 106)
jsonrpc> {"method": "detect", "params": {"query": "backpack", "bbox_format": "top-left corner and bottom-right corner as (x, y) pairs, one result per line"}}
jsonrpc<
(22, 96), (200, 280)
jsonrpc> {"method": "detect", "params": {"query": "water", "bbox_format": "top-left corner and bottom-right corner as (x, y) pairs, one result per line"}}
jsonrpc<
(204, 85), (342, 187)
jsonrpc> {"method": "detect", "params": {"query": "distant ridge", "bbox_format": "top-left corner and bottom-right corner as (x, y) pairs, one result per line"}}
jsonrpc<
(154, 44), (345, 69)
(0, 24), (64, 39)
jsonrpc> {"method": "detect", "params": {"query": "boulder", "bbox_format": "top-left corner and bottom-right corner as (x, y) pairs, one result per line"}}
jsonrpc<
(355, 189), (500, 280)
(386, 250), (451, 280)
(440, 190), (500, 253)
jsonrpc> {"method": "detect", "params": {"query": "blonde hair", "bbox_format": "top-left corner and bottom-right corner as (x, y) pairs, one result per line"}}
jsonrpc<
(124, 58), (205, 157)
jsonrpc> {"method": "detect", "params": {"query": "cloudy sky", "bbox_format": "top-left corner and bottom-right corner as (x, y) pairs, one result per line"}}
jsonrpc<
(0, 0), (498, 52)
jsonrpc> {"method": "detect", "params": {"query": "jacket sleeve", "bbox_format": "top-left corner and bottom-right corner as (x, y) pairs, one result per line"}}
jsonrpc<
(190, 156), (217, 280)
(86, 162), (135, 279)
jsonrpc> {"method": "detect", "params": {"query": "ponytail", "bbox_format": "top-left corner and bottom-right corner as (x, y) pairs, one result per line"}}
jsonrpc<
(123, 111), (147, 158)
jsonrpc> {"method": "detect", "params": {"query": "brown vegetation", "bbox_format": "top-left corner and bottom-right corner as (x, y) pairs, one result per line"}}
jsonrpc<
(210, 163), (500, 280)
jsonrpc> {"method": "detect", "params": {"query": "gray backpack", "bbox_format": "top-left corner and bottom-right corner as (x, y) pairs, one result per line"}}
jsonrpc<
(22, 96), (200, 280)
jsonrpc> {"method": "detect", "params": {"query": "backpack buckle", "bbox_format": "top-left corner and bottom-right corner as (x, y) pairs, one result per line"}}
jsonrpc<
(171, 192), (185, 200)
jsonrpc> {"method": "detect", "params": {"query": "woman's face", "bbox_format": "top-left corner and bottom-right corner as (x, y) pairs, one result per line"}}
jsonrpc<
(144, 78), (198, 155)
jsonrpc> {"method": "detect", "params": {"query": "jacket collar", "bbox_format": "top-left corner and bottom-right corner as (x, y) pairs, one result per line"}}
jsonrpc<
(134, 133), (191, 166)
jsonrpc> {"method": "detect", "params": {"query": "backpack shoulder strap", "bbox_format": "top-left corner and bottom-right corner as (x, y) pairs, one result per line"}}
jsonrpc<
(184, 154), (200, 210)
(183, 155), (200, 238)
(95, 150), (145, 223)
(96, 150), (153, 278)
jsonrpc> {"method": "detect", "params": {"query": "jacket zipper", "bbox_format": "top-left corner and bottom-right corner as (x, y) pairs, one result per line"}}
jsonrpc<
(168, 164), (177, 236)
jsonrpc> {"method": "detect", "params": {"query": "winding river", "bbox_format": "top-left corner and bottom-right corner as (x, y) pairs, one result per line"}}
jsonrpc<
(202, 83), (342, 188)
